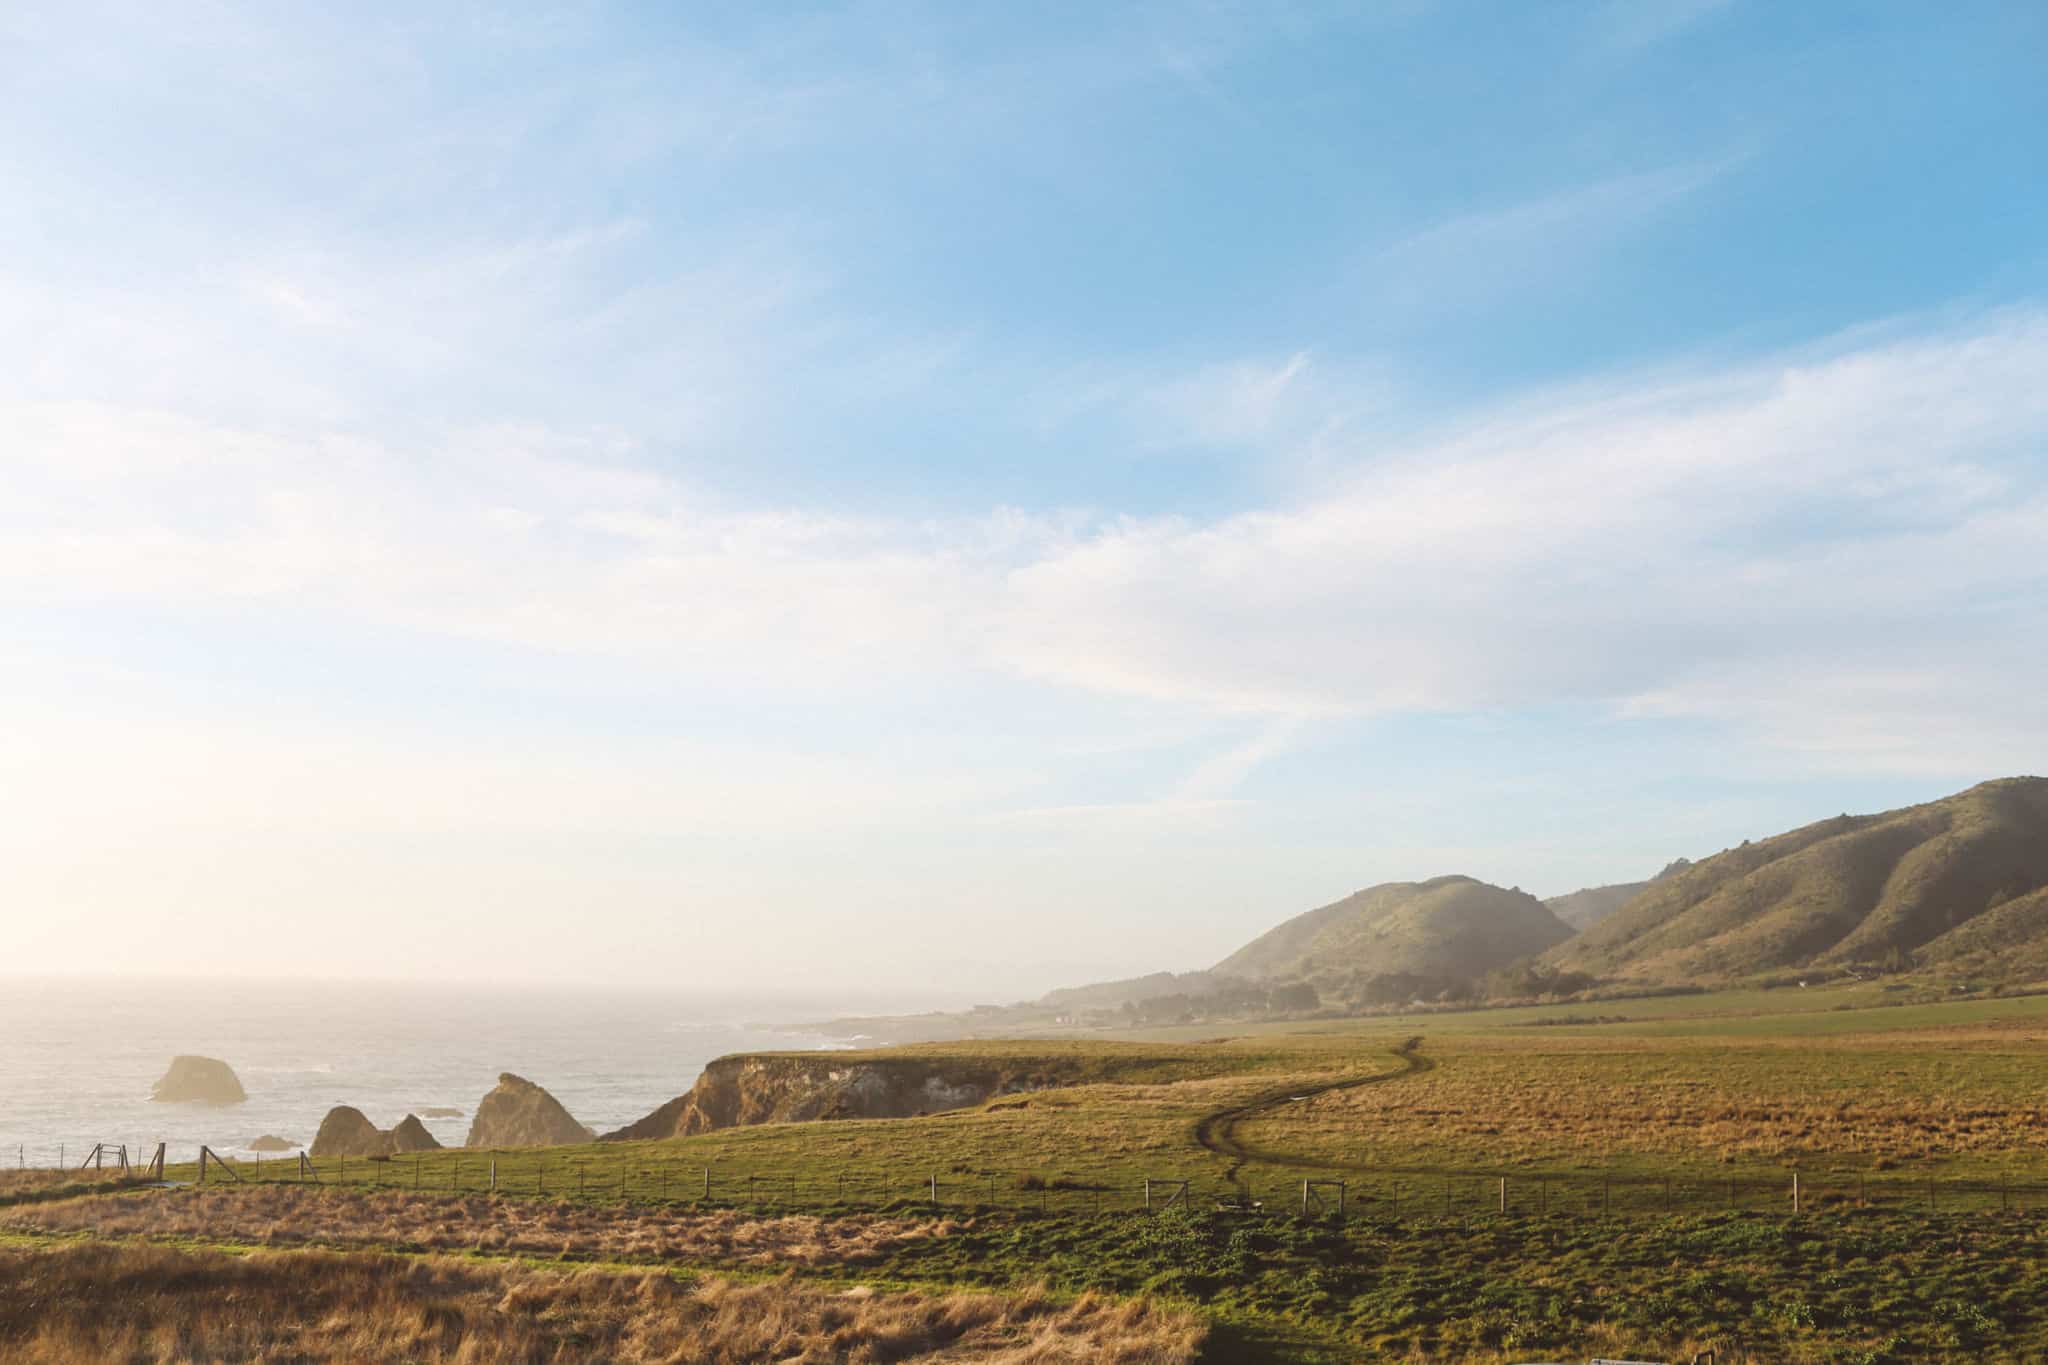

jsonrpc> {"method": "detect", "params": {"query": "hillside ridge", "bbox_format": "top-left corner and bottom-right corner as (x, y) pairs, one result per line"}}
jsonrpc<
(1545, 776), (2048, 984)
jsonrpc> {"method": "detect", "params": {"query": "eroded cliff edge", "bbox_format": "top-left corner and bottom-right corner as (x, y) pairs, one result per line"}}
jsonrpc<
(603, 1048), (1186, 1142)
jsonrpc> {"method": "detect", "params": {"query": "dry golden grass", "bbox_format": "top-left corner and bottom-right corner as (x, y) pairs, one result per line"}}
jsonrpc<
(7, 1184), (955, 1267)
(0, 1169), (141, 1199)
(1238, 1028), (2048, 1170)
(0, 1239), (1205, 1363)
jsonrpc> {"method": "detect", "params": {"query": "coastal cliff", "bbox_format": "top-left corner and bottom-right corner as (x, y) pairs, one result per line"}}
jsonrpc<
(604, 1053), (1079, 1142)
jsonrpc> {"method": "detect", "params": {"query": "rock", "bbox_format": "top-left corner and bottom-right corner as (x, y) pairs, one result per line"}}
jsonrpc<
(464, 1073), (593, 1148)
(419, 1107), (464, 1119)
(604, 1054), (1056, 1141)
(247, 1135), (295, 1153)
(310, 1106), (446, 1157)
(150, 1056), (246, 1105)
(386, 1115), (442, 1153)
(310, 1106), (388, 1158)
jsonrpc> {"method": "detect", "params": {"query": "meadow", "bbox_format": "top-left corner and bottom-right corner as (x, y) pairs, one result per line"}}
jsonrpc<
(0, 1238), (1204, 1363)
(14, 981), (2048, 1361)
(149, 983), (2044, 1212)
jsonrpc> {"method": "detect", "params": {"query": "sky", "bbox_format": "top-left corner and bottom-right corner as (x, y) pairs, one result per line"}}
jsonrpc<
(3, 1), (2045, 998)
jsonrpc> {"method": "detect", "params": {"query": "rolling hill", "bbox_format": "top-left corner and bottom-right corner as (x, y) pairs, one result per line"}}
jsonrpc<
(1544, 859), (1691, 931)
(1214, 874), (1575, 1003)
(1544, 777), (2048, 984)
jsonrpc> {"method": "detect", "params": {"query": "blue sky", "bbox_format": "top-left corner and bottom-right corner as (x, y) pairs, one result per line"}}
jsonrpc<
(3, 2), (2045, 994)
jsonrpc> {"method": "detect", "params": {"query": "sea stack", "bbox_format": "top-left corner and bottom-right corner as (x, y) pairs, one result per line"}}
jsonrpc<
(309, 1106), (388, 1158)
(464, 1073), (593, 1148)
(309, 1106), (445, 1157)
(149, 1056), (246, 1105)
(386, 1114), (442, 1153)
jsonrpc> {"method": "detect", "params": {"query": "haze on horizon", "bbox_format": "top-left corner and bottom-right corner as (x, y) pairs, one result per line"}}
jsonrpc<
(4, 3), (2045, 998)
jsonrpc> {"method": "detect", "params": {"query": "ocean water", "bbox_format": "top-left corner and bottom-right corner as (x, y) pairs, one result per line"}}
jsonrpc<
(0, 977), (864, 1170)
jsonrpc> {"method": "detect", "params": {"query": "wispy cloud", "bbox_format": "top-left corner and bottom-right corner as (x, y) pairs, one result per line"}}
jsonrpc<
(7, 308), (2046, 780)
(1363, 156), (1743, 312)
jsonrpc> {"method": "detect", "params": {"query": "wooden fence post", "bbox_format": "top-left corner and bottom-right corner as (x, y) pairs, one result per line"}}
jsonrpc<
(1498, 1177), (1506, 1213)
(1792, 1172), (1800, 1214)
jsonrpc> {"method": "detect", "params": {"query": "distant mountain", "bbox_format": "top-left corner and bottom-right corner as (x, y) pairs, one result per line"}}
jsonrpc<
(1544, 859), (1692, 931)
(1215, 875), (1574, 1003)
(1545, 778), (2048, 984)
(1037, 971), (1230, 1011)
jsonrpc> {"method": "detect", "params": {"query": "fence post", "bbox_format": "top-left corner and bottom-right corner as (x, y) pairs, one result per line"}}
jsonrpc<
(702, 1167), (710, 1201)
(930, 1173), (939, 1206)
(1499, 1177), (1506, 1214)
(490, 1159), (497, 1192)
(1792, 1172), (1800, 1214)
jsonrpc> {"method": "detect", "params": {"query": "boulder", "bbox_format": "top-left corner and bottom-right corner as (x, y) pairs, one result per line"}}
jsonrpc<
(310, 1106), (388, 1158)
(150, 1056), (246, 1105)
(247, 1135), (295, 1153)
(386, 1115), (442, 1153)
(464, 1073), (593, 1148)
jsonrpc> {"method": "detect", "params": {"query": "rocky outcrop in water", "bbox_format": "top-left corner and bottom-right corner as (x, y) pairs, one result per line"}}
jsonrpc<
(385, 1114), (442, 1153)
(604, 1054), (1060, 1141)
(150, 1056), (246, 1105)
(310, 1106), (387, 1157)
(247, 1135), (295, 1153)
(309, 1107), (445, 1158)
(464, 1074), (593, 1148)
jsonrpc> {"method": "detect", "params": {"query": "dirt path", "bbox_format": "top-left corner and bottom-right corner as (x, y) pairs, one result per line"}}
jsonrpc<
(1192, 1038), (1433, 1183)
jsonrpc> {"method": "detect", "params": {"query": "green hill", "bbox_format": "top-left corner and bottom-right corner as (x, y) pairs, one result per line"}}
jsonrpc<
(1544, 859), (1692, 931)
(1215, 875), (1574, 1003)
(1545, 777), (2048, 984)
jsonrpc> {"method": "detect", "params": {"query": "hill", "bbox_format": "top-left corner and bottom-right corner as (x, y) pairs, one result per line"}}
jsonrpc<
(1214, 874), (1574, 1004)
(1545, 777), (2048, 984)
(1544, 859), (1692, 931)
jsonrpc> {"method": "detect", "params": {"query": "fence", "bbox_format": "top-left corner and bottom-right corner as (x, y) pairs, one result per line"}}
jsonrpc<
(15, 1141), (2048, 1223)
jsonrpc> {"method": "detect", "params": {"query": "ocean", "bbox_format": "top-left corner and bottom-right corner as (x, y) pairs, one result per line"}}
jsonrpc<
(0, 977), (880, 1170)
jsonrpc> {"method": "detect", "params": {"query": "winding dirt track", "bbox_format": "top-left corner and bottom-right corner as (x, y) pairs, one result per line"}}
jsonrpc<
(1192, 1038), (1434, 1182)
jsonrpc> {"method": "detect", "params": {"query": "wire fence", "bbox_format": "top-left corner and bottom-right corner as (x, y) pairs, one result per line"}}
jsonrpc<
(15, 1141), (2048, 1222)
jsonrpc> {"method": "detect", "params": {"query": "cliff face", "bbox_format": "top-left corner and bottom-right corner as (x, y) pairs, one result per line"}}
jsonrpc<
(605, 1055), (1061, 1142)
(465, 1073), (593, 1148)
(150, 1056), (246, 1105)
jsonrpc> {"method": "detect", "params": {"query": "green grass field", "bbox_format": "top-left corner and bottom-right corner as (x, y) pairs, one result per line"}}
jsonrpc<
(18, 981), (2048, 1361)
